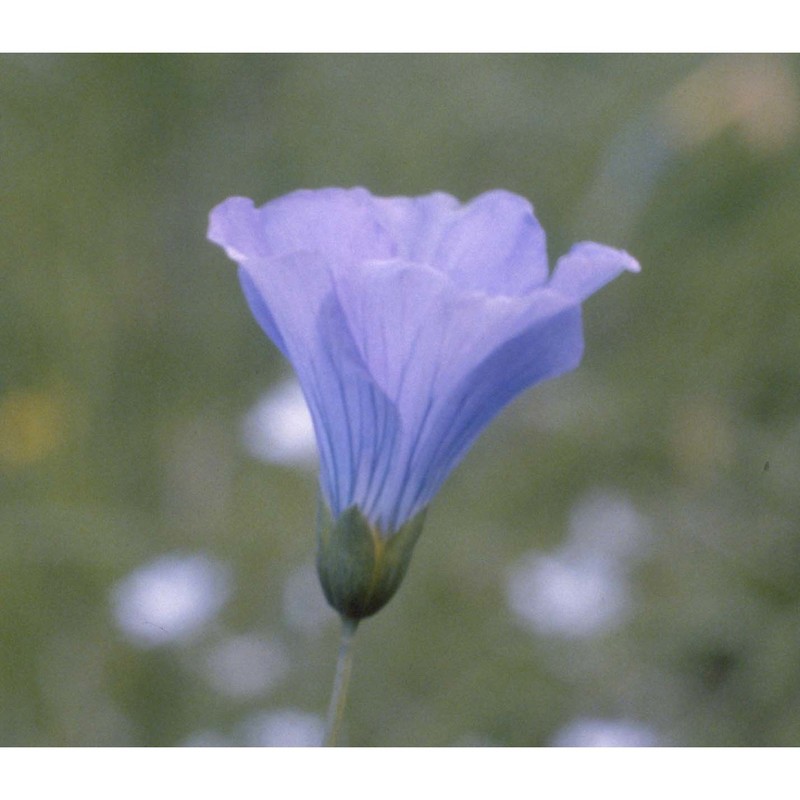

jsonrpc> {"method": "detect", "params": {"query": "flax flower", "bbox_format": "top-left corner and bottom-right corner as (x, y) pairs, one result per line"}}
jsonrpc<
(209, 188), (638, 619)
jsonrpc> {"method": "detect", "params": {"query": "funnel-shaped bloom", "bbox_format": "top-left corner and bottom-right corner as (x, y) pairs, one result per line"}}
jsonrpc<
(209, 188), (638, 618)
(210, 187), (638, 531)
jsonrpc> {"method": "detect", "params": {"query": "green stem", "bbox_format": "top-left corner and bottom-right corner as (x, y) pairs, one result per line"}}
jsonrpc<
(323, 616), (359, 746)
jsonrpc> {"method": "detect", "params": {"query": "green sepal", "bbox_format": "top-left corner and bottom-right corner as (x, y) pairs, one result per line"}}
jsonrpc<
(316, 503), (427, 621)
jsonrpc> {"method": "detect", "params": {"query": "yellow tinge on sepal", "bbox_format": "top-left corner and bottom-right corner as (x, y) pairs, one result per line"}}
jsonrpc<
(316, 502), (427, 620)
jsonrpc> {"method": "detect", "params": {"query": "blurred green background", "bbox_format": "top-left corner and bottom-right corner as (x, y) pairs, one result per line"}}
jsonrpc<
(3, 53), (800, 747)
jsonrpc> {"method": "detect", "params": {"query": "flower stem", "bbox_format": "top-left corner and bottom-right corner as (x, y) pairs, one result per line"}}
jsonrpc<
(323, 616), (359, 746)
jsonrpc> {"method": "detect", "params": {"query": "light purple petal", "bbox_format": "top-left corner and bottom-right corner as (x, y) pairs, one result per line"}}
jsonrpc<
(208, 197), (272, 261)
(248, 188), (395, 267)
(236, 250), (399, 517)
(313, 294), (401, 518)
(210, 190), (395, 266)
(333, 259), (582, 529)
(371, 192), (462, 263)
(239, 268), (288, 357)
(549, 242), (640, 302)
(434, 190), (549, 294)
(370, 189), (548, 294)
(408, 296), (583, 519)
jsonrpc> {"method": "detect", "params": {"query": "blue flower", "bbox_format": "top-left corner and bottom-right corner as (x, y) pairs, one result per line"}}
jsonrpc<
(209, 188), (638, 618)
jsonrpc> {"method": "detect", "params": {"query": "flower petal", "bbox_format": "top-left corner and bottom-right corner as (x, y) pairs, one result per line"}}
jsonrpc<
(237, 251), (399, 519)
(409, 296), (583, 517)
(333, 259), (581, 529)
(330, 260), (459, 527)
(434, 190), (549, 294)
(210, 189), (396, 265)
(238, 269), (288, 357)
(549, 242), (640, 302)
(208, 197), (272, 261)
(371, 192), (462, 263)
(256, 188), (394, 265)
(313, 294), (401, 520)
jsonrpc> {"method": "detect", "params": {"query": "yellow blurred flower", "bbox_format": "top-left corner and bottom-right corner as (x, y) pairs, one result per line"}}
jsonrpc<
(0, 389), (66, 467)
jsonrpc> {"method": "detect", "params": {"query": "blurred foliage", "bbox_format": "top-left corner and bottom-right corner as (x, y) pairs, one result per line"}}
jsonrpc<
(2, 53), (800, 746)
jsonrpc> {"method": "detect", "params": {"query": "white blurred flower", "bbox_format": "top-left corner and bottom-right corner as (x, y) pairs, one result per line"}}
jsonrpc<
(111, 553), (231, 647)
(506, 489), (651, 639)
(241, 709), (324, 747)
(241, 379), (316, 467)
(552, 717), (661, 747)
(506, 551), (629, 638)
(203, 634), (289, 699)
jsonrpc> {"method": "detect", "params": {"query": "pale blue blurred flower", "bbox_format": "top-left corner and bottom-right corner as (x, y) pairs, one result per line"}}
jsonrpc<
(202, 634), (290, 699)
(241, 378), (316, 468)
(506, 550), (629, 638)
(241, 709), (325, 747)
(552, 717), (661, 747)
(111, 552), (231, 647)
(505, 490), (651, 638)
(209, 188), (638, 535)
